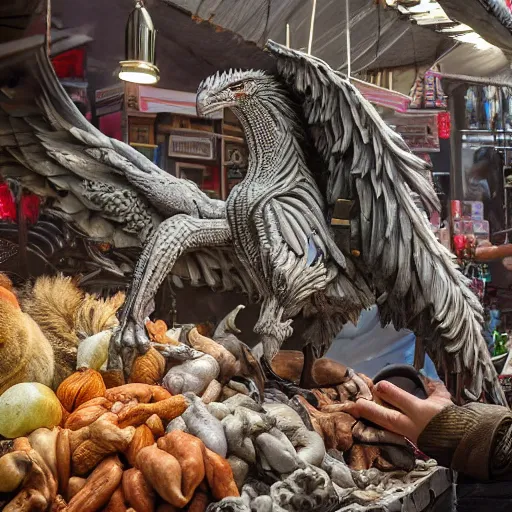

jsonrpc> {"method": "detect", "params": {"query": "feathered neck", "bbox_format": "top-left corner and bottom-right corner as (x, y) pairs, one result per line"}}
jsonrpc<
(230, 77), (304, 169)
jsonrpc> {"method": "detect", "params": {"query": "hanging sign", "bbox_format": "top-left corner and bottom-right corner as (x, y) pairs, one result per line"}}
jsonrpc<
(138, 86), (223, 119)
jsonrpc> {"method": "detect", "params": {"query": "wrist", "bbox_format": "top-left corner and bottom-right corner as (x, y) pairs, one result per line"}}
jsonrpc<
(418, 403), (511, 480)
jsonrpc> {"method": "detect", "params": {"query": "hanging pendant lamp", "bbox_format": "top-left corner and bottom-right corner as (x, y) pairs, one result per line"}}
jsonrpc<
(119, 0), (160, 85)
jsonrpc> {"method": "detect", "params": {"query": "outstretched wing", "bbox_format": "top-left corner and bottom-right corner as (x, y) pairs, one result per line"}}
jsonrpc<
(0, 30), (257, 299)
(267, 40), (505, 405)
(0, 37), (224, 250)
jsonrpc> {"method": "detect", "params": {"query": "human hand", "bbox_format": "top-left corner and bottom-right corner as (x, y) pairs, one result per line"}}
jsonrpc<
(353, 379), (453, 444)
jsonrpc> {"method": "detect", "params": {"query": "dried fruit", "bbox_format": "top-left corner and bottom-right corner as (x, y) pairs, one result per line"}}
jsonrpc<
(156, 505), (180, 512)
(3, 461), (50, 512)
(65, 404), (109, 431)
(188, 490), (210, 512)
(52, 494), (68, 511)
(157, 431), (205, 501)
(117, 395), (187, 428)
(137, 445), (188, 508)
(129, 348), (166, 385)
(122, 468), (155, 512)
(56, 429), (71, 498)
(67, 477), (86, 502)
(70, 415), (135, 475)
(146, 414), (165, 438)
(125, 425), (154, 467)
(75, 397), (113, 412)
(188, 328), (238, 383)
(104, 485), (127, 512)
(151, 386), (172, 402)
(0, 383), (62, 438)
(11, 437), (58, 506)
(101, 370), (126, 389)
(297, 396), (356, 452)
(201, 379), (222, 404)
(204, 448), (240, 501)
(0, 451), (32, 492)
(56, 369), (106, 413)
(76, 331), (112, 371)
(66, 456), (123, 512)
(105, 384), (154, 404)
(146, 319), (178, 344)
(28, 428), (58, 478)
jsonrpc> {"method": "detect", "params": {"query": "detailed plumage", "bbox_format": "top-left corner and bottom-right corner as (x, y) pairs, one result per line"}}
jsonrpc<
(0, 3), (504, 405)
(265, 41), (501, 404)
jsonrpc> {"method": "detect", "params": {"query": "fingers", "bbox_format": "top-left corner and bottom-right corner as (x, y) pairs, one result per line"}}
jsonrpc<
(353, 398), (413, 439)
(373, 380), (421, 416)
(428, 380), (452, 400)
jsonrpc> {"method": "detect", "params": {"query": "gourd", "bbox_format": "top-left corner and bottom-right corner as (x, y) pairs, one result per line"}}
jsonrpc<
(0, 383), (62, 438)
(76, 331), (112, 371)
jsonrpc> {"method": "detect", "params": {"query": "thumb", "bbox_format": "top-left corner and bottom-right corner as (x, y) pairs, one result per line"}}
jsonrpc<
(423, 378), (452, 400)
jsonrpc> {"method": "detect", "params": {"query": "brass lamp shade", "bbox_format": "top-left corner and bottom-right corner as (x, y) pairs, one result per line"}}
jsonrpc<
(119, 1), (160, 85)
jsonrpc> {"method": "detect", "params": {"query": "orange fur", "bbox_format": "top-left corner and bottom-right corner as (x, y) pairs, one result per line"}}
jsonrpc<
(0, 287), (19, 309)
(0, 275), (126, 393)
(0, 273), (14, 292)
(21, 275), (125, 388)
(0, 298), (54, 394)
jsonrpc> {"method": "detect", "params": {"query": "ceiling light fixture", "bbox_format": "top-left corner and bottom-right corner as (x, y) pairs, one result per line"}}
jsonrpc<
(119, 0), (160, 85)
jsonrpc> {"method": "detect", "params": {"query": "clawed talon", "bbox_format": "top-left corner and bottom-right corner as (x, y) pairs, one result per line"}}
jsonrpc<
(261, 357), (319, 407)
(108, 318), (152, 377)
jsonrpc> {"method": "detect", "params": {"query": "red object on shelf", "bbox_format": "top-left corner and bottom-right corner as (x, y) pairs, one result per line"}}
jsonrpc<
(438, 112), (451, 139)
(0, 183), (40, 224)
(51, 48), (86, 80)
(202, 166), (221, 197)
(99, 112), (122, 141)
(453, 234), (466, 258)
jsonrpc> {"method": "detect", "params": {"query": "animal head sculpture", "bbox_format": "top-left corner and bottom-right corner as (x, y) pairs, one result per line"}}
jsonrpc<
(196, 69), (297, 129)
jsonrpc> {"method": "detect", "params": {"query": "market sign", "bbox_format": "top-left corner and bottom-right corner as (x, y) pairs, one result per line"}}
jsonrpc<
(351, 79), (411, 113)
(136, 86), (223, 119)
(95, 84), (124, 117)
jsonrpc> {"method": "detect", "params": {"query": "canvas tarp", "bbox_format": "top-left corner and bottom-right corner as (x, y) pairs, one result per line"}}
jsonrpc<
(166, 0), (453, 73)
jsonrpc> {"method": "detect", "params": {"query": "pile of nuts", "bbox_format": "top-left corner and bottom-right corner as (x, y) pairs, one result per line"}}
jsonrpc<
(0, 369), (239, 511)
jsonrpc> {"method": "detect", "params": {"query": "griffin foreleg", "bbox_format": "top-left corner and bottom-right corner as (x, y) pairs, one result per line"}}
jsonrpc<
(109, 214), (232, 375)
(254, 296), (293, 362)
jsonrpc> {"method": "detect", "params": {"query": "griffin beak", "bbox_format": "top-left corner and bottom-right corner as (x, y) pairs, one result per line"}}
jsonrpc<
(196, 91), (232, 118)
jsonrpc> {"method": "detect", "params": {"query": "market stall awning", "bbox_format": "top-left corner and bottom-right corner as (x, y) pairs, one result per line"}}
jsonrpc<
(165, 0), (453, 73)
(438, 0), (512, 55)
(436, 43), (512, 86)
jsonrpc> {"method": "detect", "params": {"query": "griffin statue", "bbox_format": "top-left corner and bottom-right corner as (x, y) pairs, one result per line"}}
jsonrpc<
(0, 5), (505, 405)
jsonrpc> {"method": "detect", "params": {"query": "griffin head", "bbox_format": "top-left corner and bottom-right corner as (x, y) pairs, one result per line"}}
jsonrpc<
(196, 68), (271, 117)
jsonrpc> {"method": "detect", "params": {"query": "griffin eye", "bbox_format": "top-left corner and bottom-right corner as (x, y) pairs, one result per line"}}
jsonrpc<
(230, 83), (245, 92)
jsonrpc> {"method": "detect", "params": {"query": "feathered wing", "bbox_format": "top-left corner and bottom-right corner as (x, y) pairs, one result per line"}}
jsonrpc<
(267, 40), (505, 405)
(0, 36), (256, 296)
(173, 248), (259, 299)
(0, 40), (223, 248)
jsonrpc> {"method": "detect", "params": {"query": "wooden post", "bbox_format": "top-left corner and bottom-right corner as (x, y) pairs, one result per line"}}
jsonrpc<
(414, 336), (426, 371)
